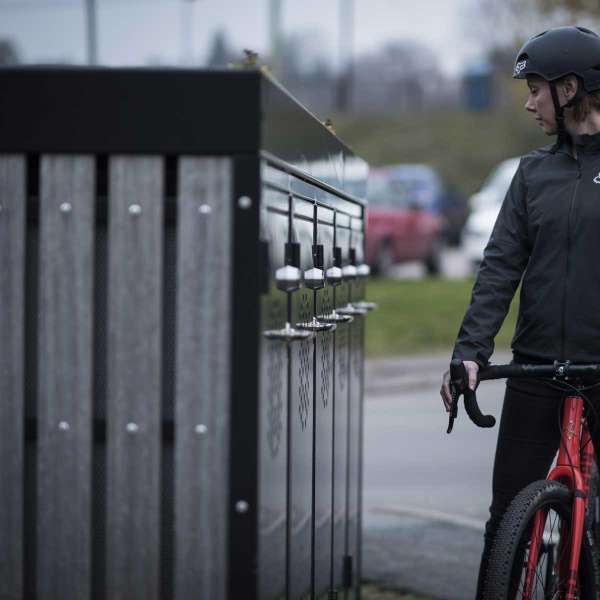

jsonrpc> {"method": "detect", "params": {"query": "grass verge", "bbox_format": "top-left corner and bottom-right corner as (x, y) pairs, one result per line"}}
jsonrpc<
(361, 584), (431, 599)
(364, 277), (519, 358)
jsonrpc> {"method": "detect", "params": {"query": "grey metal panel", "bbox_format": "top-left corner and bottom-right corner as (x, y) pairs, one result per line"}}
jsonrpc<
(331, 322), (349, 590)
(257, 202), (289, 599)
(351, 226), (366, 304)
(174, 157), (232, 600)
(335, 223), (351, 311)
(345, 217), (365, 600)
(332, 224), (351, 589)
(106, 156), (163, 600)
(350, 219), (369, 598)
(313, 214), (335, 597)
(0, 155), (25, 600)
(288, 208), (315, 600)
(346, 316), (364, 600)
(37, 156), (95, 599)
(356, 317), (366, 598)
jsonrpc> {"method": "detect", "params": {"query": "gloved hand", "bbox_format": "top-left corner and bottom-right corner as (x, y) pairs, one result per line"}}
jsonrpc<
(440, 360), (479, 413)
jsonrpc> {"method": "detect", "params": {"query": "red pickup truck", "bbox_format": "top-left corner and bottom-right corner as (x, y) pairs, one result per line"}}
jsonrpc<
(365, 166), (447, 276)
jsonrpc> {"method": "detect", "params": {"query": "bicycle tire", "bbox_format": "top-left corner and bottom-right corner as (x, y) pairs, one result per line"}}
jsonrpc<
(586, 461), (600, 543)
(483, 480), (600, 599)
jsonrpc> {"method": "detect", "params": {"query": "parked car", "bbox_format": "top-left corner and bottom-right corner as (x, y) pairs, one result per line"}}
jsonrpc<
(365, 166), (447, 276)
(370, 163), (469, 245)
(463, 157), (521, 271)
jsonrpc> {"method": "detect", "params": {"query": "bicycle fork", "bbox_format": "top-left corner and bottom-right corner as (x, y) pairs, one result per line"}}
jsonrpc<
(522, 395), (595, 600)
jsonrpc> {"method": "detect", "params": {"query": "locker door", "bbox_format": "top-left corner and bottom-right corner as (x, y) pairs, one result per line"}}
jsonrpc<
(331, 215), (352, 591)
(345, 218), (366, 600)
(258, 187), (290, 599)
(312, 204), (336, 598)
(288, 195), (315, 599)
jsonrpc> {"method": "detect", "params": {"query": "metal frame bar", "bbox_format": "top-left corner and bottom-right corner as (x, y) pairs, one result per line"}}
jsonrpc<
(263, 178), (363, 218)
(228, 155), (262, 600)
(262, 152), (366, 207)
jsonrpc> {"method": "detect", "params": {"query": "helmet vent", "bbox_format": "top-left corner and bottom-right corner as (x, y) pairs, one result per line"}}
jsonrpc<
(533, 30), (548, 39)
(576, 26), (597, 36)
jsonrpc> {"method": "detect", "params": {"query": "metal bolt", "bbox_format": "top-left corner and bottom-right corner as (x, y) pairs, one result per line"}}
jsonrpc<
(195, 424), (208, 435)
(198, 204), (212, 215)
(58, 421), (70, 432)
(128, 204), (142, 216)
(126, 422), (139, 433)
(235, 500), (249, 514)
(238, 196), (252, 209)
(60, 202), (72, 214)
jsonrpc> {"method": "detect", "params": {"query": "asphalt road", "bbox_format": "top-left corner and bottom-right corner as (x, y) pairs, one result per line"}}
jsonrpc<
(362, 353), (510, 600)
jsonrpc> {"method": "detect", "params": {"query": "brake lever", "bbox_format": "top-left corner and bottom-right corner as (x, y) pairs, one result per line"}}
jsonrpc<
(447, 359), (495, 432)
(447, 382), (460, 434)
(447, 358), (467, 434)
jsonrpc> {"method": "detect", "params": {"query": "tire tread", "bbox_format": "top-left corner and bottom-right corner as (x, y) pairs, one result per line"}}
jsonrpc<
(483, 479), (600, 599)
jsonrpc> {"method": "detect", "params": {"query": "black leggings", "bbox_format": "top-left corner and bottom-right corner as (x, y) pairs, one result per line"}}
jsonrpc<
(475, 378), (600, 599)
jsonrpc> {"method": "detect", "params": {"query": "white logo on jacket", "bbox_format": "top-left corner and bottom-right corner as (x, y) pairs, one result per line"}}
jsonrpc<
(594, 173), (600, 184)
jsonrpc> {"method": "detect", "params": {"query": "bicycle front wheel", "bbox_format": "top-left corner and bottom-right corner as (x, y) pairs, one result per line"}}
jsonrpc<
(483, 480), (600, 600)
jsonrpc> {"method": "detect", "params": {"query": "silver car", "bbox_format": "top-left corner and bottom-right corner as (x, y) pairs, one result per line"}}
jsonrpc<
(463, 157), (521, 272)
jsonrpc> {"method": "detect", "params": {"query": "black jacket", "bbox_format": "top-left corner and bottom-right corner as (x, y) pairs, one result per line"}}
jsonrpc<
(453, 132), (600, 366)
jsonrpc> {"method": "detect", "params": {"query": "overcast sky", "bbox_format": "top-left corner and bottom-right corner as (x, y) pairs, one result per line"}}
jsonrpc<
(0, 0), (486, 75)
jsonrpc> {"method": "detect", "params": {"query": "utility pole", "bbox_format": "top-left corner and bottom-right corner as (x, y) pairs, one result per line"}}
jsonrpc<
(336, 0), (354, 112)
(269, 0), (282, 79)
(84, 0), (98, 65)
(180, 0), (196, 66)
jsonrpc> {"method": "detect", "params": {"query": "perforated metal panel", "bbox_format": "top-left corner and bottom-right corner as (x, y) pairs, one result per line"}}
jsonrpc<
(313, 204), (336, 597)
(288, 203), (316, 599)
(258, 190), (289, 599)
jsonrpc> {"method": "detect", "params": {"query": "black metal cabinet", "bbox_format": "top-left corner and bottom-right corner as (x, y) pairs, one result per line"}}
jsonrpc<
(0, 67), (372, 600)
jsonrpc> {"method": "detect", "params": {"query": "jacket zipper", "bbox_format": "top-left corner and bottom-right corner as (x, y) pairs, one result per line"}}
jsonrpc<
(561, 160), (581, 360)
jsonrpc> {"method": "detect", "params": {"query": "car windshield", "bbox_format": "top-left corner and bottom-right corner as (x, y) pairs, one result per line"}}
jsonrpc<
(368, 175), (433, 208)
(344, 179), (368, 199)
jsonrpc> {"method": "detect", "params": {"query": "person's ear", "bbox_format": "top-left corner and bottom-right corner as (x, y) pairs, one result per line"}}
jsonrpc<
(562, 75), (579, 102)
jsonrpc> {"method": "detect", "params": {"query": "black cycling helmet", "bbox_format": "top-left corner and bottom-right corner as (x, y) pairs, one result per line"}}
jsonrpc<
(513, 26), (600, 89)
(513, 26), (600, 149)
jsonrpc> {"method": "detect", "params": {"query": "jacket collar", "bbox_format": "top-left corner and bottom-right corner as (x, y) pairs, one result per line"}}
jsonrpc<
(572, 131), (600, 153)
(552, 131), (600, 157)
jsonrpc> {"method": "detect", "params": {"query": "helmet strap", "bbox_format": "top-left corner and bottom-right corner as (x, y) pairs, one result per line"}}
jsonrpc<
(549, 80), (568, 153)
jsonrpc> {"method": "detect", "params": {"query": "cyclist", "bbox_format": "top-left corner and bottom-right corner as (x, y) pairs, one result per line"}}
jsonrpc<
(439, 26), (600, 598)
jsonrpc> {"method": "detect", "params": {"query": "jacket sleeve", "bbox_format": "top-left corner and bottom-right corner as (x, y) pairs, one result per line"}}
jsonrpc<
(452, 159), (530, 367)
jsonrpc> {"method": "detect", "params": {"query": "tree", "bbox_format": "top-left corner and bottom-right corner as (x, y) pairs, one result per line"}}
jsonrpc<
(538, 0), (600, 19)
(272, 31), (337, 116)
(351, 41), (446, 113)
(466, 0), (600, 53)
(0, 39), (19, 65)
(206, 30), (236, 68)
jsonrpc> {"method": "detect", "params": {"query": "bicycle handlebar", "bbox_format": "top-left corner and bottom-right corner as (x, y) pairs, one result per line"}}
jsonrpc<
(447, 359), (600, 434)
(480, 363), (600, 380)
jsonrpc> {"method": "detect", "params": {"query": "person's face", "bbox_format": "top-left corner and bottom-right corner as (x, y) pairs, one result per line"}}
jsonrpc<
(524, 76), (556, 135)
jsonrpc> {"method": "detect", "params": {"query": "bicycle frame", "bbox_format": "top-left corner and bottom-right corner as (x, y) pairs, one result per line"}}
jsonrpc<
(522, 395), (596, 600)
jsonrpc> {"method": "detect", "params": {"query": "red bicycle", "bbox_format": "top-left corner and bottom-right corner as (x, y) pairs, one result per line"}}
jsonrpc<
(448, 359), (600, 599)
